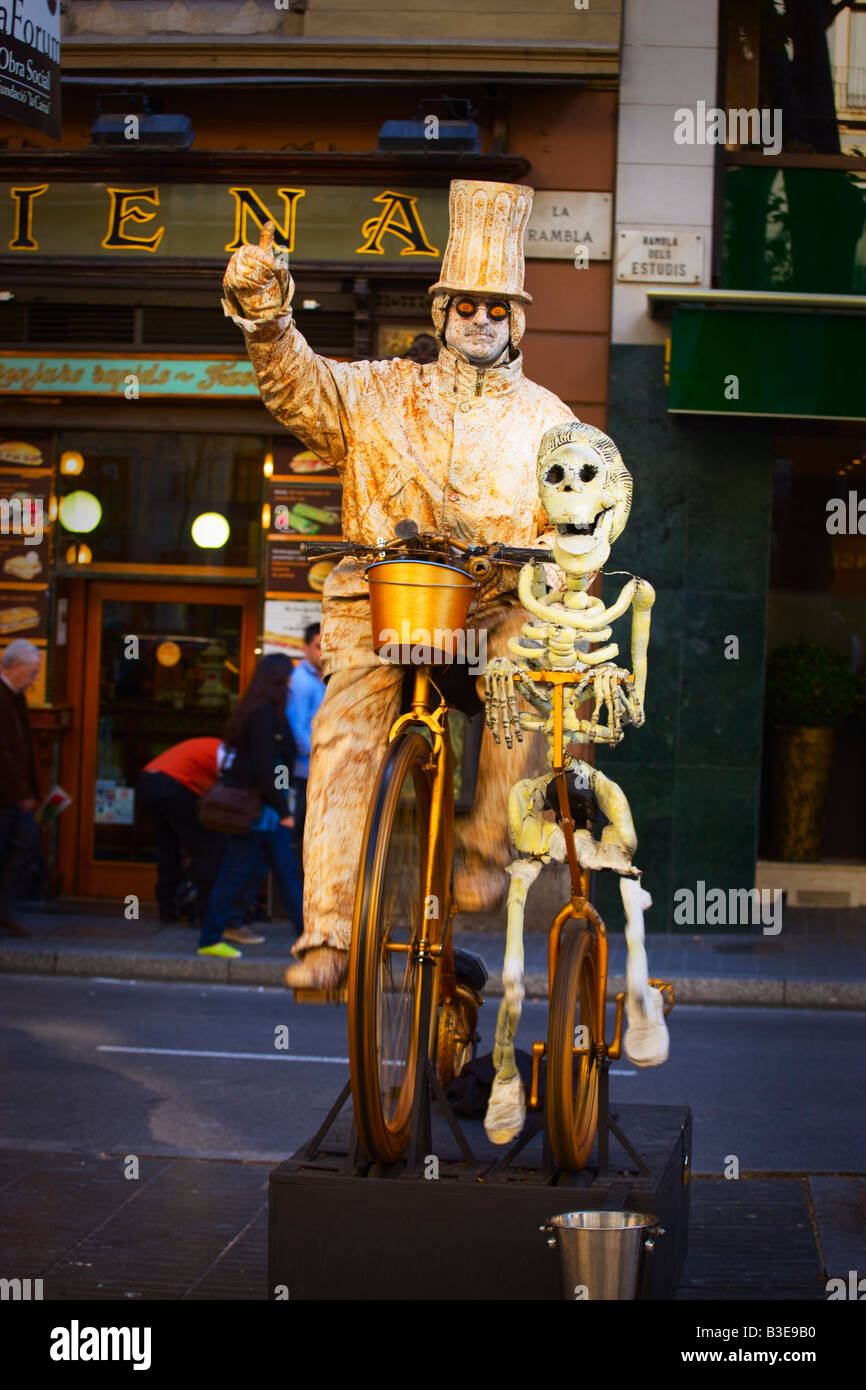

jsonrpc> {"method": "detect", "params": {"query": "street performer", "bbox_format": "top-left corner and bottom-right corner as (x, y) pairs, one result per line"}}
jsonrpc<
(222, 180), (573, 989)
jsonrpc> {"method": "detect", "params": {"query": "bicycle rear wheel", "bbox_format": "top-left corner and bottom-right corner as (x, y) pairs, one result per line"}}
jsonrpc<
(546, 924), (600, 1171)
(348, 731), (440, 1163)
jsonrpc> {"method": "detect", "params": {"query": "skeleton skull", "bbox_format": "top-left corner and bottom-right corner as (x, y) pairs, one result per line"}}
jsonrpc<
(537, 422), (633, 576)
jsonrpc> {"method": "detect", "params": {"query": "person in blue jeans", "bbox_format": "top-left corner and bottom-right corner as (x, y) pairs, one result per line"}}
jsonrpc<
(198, 653), (304, 958)
(285, 622), (326, 865)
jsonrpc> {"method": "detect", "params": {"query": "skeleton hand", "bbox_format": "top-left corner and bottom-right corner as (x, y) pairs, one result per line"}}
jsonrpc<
(485, 657), (523, 749)
(223, 221), (292, 318)
(588, 665), (643, 741)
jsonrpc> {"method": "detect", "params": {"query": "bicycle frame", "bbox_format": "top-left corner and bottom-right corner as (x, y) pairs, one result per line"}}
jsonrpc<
(525, 670), (626, 1112)
(388, 666), (460, 1015)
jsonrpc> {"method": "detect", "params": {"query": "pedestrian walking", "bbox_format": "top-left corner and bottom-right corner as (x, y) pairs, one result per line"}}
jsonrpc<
(138, 737), (225, 923)
(0, 639), (43, 937)
(198, 653), (304, 957)
(285, 622), (325, 862)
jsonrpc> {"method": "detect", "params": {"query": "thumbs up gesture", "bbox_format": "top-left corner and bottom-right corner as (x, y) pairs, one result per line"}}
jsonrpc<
(223, 221), (292, 318)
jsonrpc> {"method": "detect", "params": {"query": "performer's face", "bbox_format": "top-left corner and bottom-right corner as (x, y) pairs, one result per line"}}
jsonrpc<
(444, 294), (511, 367)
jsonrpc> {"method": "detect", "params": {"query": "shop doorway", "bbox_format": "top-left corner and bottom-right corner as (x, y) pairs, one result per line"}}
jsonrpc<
(75, 582), (258, 901)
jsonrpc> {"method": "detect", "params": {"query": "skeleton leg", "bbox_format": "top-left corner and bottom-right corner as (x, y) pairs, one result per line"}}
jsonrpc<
(621, 876), (669, 1067)
(484, 857), (542, 1144)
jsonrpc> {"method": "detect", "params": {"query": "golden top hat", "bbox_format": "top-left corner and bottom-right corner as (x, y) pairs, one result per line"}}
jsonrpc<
(428, 179), (534, 305)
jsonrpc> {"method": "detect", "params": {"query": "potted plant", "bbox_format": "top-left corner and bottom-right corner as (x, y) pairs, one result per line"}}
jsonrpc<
(765, 640), (857, 861)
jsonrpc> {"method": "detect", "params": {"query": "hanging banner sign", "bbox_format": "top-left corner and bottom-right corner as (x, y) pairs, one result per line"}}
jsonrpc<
(0, 351), (260, 396)
(0, 0), (61, 142)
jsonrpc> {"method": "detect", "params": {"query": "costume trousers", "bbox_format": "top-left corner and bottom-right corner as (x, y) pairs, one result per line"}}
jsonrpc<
(295, 602), (544, 957)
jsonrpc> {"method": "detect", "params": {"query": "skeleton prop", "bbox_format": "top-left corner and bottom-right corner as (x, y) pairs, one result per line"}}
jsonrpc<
(482, 421), (670, 1146)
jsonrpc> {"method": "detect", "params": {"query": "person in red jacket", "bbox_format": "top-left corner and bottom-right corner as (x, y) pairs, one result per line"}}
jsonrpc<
(138, 737), (225, 924)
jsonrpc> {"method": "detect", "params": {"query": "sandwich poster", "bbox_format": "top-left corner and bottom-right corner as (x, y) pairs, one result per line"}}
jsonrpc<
(0, 435), (53, 595)
(272, 442), (340, 483)
(0, 584), (48, 639)
(268, 480), (342, 541)
(266, 542), (335, 598)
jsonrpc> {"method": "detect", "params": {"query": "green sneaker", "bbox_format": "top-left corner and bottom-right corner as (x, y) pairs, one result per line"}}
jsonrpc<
(198, 942), (242, 958)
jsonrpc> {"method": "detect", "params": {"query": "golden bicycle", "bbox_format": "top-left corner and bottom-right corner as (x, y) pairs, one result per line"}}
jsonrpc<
(300, 527), (672, 1173)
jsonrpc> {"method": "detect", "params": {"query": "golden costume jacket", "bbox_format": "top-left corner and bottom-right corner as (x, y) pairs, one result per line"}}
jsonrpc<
(223, 286), (574, 672)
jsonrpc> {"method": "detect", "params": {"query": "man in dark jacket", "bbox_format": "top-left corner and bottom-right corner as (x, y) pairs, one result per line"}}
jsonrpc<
(0, 639), (42, 935)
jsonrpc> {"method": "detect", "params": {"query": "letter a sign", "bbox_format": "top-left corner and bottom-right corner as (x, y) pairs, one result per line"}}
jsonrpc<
(0, 1), (62, 141)
(356, 191), (439, 257)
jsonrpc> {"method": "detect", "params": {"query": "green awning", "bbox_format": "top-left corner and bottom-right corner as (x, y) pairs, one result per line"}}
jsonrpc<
(667, 304), (866, 420)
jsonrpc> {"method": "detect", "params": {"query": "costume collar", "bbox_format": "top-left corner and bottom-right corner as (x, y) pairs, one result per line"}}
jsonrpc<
(434, 344), (524, 400)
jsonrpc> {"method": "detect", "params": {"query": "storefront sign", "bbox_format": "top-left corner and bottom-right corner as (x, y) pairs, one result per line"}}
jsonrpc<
(0, 183), (448, 263)
(0, 0), (61, 141)
(0, 352), (259, 397)
(525, 192), (612, 260)
(0, 182), (612, 263)
(616, 229), (703, 283)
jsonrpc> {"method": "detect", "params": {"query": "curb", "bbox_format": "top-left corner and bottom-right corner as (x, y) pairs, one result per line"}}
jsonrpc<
(1, 947), (865, 1008)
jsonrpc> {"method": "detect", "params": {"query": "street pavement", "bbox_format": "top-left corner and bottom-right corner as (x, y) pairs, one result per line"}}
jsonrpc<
(1, 974), (864, 1300)
(2, 900), (865, 1008)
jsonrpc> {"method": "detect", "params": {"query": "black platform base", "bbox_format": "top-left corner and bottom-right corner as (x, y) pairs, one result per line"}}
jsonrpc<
(269, 1102), (692, 1299)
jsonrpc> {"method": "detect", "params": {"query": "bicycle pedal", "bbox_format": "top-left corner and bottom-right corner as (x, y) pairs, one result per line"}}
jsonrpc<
(292, 986), (348, 1005)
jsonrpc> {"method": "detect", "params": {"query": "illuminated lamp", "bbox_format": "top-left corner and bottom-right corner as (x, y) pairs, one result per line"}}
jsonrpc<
(59, 490), (102, 533)
(263, 452), (274, 477)
(156, 641), (182, 667)
(261, 502), (271, 529)
(60, 450), (85, 476)
(191, 511), (230, 549)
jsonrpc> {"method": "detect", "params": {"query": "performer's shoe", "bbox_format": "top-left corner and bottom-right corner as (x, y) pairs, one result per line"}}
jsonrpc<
(453, 853), (506, 914)
(284, 945), (348, 991)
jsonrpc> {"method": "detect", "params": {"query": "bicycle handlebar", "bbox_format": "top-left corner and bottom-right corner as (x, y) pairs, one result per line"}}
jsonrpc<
(300, 537), (553, 566)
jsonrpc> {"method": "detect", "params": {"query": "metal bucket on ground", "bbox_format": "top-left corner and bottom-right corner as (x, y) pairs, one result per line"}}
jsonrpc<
(540, 1210), (664, 1300)
(366, 557), (476, 662)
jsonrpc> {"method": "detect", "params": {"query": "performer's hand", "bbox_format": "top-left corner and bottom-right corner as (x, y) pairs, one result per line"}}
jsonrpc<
(280, 815), (295, 829)
(18, 799), (36, 812)
(223, 220), (292, 318)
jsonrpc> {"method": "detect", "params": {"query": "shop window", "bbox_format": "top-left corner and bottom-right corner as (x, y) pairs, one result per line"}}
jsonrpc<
(761, 426), (866, 860)
(55, 431), (264, 570)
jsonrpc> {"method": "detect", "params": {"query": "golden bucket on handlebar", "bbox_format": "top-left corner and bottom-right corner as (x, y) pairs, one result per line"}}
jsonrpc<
(366, 558), (476, 663)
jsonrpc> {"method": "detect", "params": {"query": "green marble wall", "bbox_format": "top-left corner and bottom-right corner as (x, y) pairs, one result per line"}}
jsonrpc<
(594, 344), (774, 930)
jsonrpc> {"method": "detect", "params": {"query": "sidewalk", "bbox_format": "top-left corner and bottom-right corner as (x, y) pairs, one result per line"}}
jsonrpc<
(1, 900), (865, 1007)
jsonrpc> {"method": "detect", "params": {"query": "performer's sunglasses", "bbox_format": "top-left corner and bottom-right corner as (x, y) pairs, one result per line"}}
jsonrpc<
(452, 296), (510, 321)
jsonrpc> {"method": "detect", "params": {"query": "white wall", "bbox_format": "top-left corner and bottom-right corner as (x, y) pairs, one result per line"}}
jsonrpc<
(612, 0), (719, 345)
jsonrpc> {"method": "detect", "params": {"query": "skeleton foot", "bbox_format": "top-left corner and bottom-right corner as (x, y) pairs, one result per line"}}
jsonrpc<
(572, 828), (638, 876)
(620, 877), (668, 1066)
(483, 1070), (527, 1145)
(624, 986), (669, 1067)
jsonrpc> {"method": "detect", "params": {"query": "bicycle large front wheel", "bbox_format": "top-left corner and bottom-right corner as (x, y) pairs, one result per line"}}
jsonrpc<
(546, 924), (601, 1171)
(348, 731), (441, 1163)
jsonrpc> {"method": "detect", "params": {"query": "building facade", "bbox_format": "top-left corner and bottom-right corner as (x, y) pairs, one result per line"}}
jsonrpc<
(0, 0), (622, 904)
